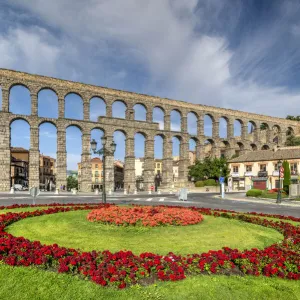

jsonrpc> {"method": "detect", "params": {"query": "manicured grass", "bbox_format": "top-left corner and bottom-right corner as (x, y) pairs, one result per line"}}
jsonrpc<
(0, 264), (299, 300)
(7, 210), (283, 255)
(0, 207), (50, 214)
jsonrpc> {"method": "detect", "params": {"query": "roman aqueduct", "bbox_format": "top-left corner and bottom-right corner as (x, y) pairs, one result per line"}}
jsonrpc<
(0, 68), (299, 192)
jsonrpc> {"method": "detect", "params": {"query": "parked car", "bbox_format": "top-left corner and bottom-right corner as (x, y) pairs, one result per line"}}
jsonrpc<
(13, 184), (23, 191)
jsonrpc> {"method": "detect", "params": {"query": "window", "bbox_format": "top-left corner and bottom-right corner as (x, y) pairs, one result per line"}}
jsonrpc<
(95, 164), (98, 169)
(260, 164), (266, 171)
(95, 178), (98, 183)
(291, 163), (297, 175)
(274, 163), (278, 171)
(246, 165), (252, 172)
(233, 166), (239, 173)
(95, 171), (99, 177)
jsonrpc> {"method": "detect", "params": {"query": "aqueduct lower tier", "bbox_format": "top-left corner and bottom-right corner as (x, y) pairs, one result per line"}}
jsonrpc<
(0, 68), (299, 192)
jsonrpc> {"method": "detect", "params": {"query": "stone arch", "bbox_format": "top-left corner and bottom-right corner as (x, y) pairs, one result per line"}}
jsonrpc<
(204, 114), (214, 136)
(153, 106), (165, 130)
(286, 127), (294, 136)
(170, 109), (182, 131)
(65, 122), (84, 132)
(219, 140), (230, 158)
(234, 119), (243, 136)
(64, 93), (84, 120)
(90, 128), (105, 159)
(66, 125), (83, 173)
(248, 121), (257, 133)
(259, 122), (270, 144)
(250, 143), (257, 151)
(189, 137), (198, 165)
(187, 112), (198, 135)
(38, 89), (59, 119)
(112, 100), (127, 119)
(9, 84), (31, 116)
(38, 119), (57, 128)
(219, 116), (228, 138)
(89, 96), (106, 121)
(204, 138), (214, 158)
(113, 129), (126, 165)
(261, 144), (270, 150)
(133, 103), (147, 121)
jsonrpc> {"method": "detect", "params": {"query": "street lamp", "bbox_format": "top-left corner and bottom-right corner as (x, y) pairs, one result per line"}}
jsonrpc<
(276, 159), (282, 204)
(90, 138), (116, 203)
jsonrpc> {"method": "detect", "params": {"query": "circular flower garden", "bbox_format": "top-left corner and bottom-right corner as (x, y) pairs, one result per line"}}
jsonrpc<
(0, 203), (299, 290)
(87, 206), (204, 226)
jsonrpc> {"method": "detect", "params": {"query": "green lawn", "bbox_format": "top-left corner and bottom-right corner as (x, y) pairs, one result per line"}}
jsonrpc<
(0, 207), (50, 214)
(6, 210), (283, 255)
(0, 264), (299, 300)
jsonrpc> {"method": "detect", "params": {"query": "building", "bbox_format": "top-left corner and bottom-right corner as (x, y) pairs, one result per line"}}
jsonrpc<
(78, 158), (124, 191)
(11, 147), (29, 187)
(154, 159), (162, 175)
(39, 154), (56, 190)
(10, 147), (56, 190)
(228, 146), (300, 191)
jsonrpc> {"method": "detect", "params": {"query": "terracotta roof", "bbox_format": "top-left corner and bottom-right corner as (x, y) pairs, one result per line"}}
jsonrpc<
(228, 147), (300, 163)
(91, 157), (102, 162)
(11, 147), (29, 153)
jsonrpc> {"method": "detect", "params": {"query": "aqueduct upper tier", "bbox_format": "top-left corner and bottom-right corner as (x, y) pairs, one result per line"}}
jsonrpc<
(0, 68), (299, 192)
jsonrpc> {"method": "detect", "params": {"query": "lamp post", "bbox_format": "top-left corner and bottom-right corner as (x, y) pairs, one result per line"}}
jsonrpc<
(276, 159), (282, 204)
(90, 137), (116, 204)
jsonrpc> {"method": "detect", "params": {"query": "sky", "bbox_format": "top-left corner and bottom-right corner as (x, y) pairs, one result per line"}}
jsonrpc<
(1, 0), (300, 169)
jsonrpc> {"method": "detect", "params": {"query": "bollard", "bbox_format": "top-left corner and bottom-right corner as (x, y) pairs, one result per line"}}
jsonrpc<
(95, 189), (99, 195)
(134, 189), (137, 195)
(55, 188), (59, 195)
(108, 189), (112, 195)
(10, 187), (15, 194)
(148, 189), (152, 195)
(72, 189), (77, 195)
(169, 189), (173, 194)
(157, 189), (161, 194)
(124, 189), (127, 195)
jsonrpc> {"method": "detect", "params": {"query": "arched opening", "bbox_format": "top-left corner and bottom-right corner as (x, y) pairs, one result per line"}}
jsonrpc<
(91, 129), (104, 158)
(235, 142), (244, 157)
(113, 130), (126, 190)
(189, 138), (197, 165)
(172, 136), (181, 183)
(204, 115), (213, 136)
(39, 122), (57, 191)
(260, 123), (269, 143)
(38, 89), (58, 118)
(66, 126), (82, 178)
(10, 119), (30, 188)
(171, 110), (181, 131)
(272, 125), (280, 144)
(9, 85), (31, 115)
(220, 140), (230, 158)
(90, 97), (106, 121)
(219, 117), (228, 138)
(234, 120), (242, 137)
(261, 144), (270, 150)
(204, 139), (214, 158)
(153, 107), (164, 130)
(112, 100), (126, 119)
(287, 127), (294, 136)
(187, 112), (197, 135)
(251, 143), (257, 151)
(133, 104), (147, 121)
(248, 121), (256, 141)
(154, 135), (163, 176)
(65, 93), (83, 120)
(135, 133), (146, 189)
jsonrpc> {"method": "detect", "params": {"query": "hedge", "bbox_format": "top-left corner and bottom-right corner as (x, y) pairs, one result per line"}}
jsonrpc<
(246, 189), (263, 197)
(195, 181), (205, 187)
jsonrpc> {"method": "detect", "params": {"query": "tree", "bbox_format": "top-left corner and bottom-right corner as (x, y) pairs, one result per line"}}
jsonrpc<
(188, 157), (229, 181)
(260, 123), (267, 130)
(282, 160), (291, 194)
(67, 176), (78, 190)
(286, 115), (300, 121)
(285, 135), (300, 146)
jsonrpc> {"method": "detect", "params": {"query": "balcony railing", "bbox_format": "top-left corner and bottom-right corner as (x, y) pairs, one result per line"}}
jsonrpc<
(272, 170), (279, 177)
(244, 171), (253, 177)
(231, 172), (240, 177)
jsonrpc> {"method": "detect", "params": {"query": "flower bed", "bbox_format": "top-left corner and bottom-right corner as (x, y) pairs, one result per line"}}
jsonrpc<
(0, 204), (299, 289)
(87, 206), (204, 227)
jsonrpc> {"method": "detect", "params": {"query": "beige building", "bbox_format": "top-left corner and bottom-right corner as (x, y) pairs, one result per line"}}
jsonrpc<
(154, 159), (162, 175)
(135, 158), (144, 177)
(228, 146), (300, 191)
(78, 157), (103, 190)
(39, 155), (56, 190)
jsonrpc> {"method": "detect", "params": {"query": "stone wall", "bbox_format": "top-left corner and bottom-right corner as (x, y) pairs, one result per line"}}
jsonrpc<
(0, 68), (299, 192)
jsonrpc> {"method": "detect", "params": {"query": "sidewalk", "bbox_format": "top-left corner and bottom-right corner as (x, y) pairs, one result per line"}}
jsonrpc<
(215, 193), (300, 207)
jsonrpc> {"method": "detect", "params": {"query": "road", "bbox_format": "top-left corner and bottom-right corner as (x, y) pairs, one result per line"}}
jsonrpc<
(0, 192), (299, 217)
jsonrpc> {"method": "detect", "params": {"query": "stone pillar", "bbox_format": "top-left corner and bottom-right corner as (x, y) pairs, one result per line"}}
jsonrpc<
(178, 136), (189, 186)
(241, 123), (248, 140)
(106, 103), (112, 118)
(83, 100), (89, 121)
(181, 116), (187, 133)
(124, 134), (135, 192)
(162, 136), (173, 189)
(195, 142), (205, 162)
(56, 129), (67, 190)
(212, 117), (219, 139)
(1, 87), (9, 112)
(0, 122), (11, 191)
(165, 113), (171, 131)
(31, 91), (38, 116)
(104, 135), (115, 192)
(80, 131), (92, 192)
(126, 104), (134, 120)
(227, 118), (234, 139)
(146, 109), (153, 123)
(197, 115), (205, 138)
(253, 125), (260, 143)
(211, 143), (220, 158)
(143, 136), (155, 190)
(58, 96), (65, 119)
(29, 126), (40, 188)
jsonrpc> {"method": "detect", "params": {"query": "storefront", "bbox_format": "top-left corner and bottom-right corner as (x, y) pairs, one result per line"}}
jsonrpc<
(232, 177), (245, 190)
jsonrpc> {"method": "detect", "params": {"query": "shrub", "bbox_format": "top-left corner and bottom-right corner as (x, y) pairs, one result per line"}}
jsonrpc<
(195, 181), (205, 187)
(204, 179), (218, 186)
(246, 189), (263, 197)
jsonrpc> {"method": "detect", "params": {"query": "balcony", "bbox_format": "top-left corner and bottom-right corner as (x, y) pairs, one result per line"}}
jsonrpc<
(231, 172), (240, 177)
(272, 170), (279, 177)
(244, 171), (253, 177)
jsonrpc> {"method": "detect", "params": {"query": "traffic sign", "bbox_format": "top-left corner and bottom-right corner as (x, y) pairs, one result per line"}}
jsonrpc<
(219, 177), (225, 184)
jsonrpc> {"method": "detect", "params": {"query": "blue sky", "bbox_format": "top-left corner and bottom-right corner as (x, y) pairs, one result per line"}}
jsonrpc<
(2, 0), (300, 169)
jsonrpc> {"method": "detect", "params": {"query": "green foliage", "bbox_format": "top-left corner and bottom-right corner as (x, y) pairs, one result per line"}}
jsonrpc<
(260, 123), (267, 130)
(285, 134), (300, 146)
(195, 181), (205, 187)
(67, 176), (78, 190)
(246, 189), (263, 197)
(204, 179), (218, 186)
(282, 160), (291, 195)
(189, 157), (229, 181)
(286, 115), (300, 121)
